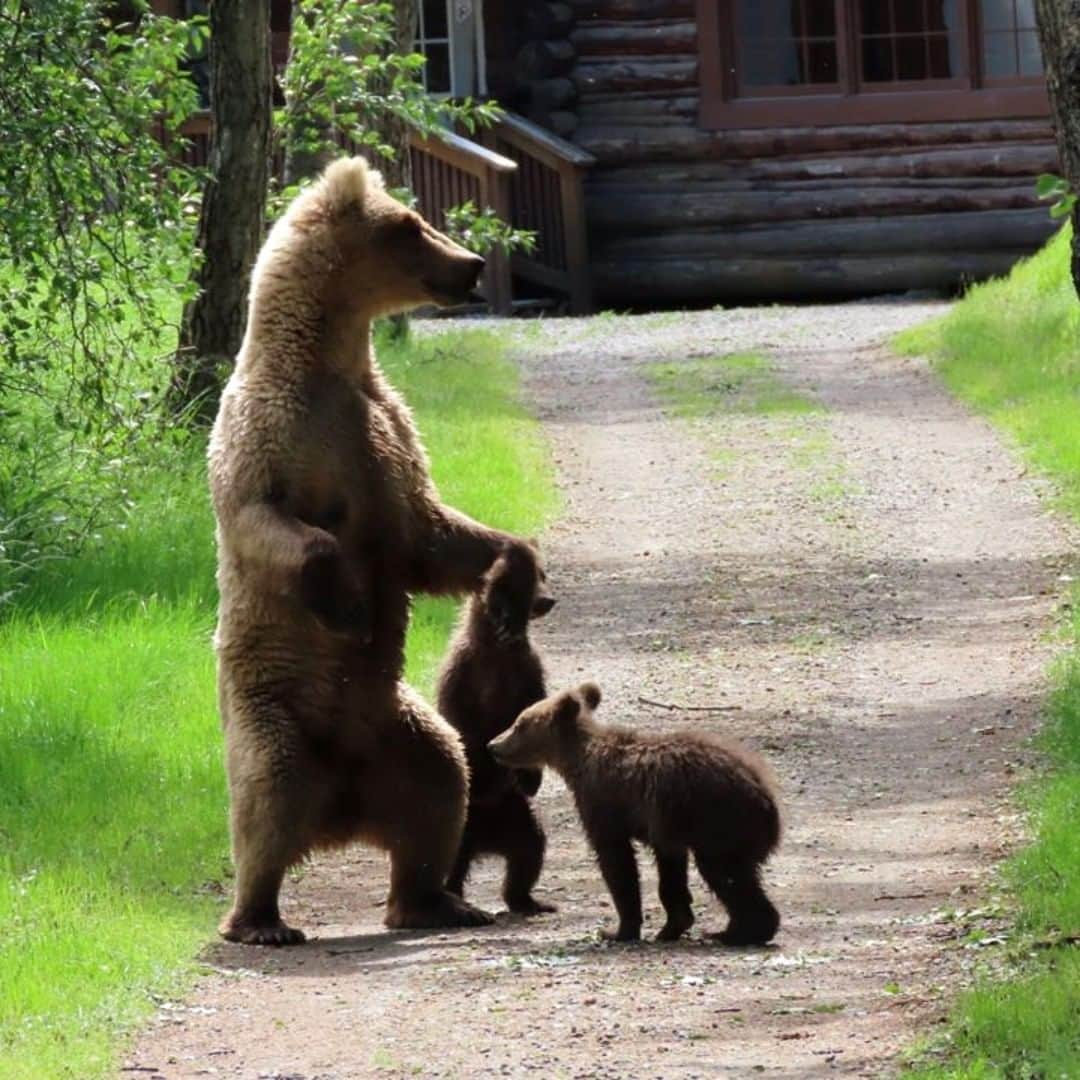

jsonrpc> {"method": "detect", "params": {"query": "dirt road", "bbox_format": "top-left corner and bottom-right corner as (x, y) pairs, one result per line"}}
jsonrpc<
(127, 302), (1073, 1079)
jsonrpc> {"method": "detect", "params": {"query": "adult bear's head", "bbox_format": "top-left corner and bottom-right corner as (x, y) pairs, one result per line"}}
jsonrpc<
(269, 155), (486, 320)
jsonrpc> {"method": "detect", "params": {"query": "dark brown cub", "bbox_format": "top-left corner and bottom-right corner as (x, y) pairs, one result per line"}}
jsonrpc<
(489, 683), (781, 944)
(436, 543), (557, 914)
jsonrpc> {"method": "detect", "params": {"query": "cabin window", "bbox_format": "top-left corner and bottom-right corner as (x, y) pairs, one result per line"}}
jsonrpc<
(980, 0), (1043, 79)
(698, 0), (1048, 126)
(416, 0), (487, 98)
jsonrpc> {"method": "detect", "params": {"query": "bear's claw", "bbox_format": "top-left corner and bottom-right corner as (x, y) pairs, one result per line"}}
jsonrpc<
(219, 915), (306, 946)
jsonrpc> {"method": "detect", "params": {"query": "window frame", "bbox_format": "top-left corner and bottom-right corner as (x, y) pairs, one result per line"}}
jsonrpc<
(696, 0), (1049, 129)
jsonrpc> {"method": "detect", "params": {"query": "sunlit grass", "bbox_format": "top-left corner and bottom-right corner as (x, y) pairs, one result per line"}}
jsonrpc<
(897, 226), (1080, 1079)
(648, 351), (820, 419)
(0, 325), (555, 1079)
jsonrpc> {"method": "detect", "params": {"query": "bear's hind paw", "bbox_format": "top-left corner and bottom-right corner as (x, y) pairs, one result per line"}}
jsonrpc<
(219, 915), (306, 947)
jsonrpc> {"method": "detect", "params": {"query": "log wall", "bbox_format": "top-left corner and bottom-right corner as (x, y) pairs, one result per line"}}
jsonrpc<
(563, 0), (1059, 304)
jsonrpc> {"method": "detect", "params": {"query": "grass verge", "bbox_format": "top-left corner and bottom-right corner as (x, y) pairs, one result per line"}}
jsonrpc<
(0, 326), (556, 1080)
(895, 226), (1080, 1078)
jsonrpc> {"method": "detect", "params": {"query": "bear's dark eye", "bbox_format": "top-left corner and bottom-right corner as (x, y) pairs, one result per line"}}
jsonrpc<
(399, 217), (423, 241)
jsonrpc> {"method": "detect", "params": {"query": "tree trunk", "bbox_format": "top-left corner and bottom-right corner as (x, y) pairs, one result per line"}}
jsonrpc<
(380, 0), (417, 339)
(1034, 0), (1080, 295)
(380, 0), (417, 192)
(173, 1), (272, 420)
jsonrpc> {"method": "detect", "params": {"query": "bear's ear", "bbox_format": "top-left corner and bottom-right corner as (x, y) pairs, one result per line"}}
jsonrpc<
(580, 682), (602, 710)
(554, 694), (581, 729)
(319, 156), (370, 215)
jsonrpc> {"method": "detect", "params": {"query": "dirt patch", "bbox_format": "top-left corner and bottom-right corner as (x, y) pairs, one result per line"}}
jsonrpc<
(126, 302), (1073, 1079)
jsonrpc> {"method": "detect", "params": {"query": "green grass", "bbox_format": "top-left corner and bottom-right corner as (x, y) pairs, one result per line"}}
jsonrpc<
(896, 227), (1080, 1079)
(896, 226), (1080, 516)
(647, 351), (820, 419)
(0, 326), (556, 1080)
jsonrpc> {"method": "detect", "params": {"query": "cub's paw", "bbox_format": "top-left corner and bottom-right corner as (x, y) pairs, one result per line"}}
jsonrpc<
(712, 924), (775, 947)
(655, 910), (694, 943)
(385, 890), (495, 930)
(600, 924), (642, 944)
(219, 913), (306, 947)
(506, 896), (558, 916)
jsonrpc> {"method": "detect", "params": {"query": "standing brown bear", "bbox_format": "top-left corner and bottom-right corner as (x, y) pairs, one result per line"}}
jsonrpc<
(436, 543), (557, 915)
(489, 683), (782, 944)
(209, 156), (526, 945)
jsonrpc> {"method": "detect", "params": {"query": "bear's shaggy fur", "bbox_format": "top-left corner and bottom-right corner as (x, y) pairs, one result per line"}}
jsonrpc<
(209, 157), (526, 945)
(436, 543), (557, 914)
(489, 683), (782, 944)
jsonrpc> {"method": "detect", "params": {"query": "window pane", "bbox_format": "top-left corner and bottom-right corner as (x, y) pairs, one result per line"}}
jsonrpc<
(806, 40), (839, 81)
(927, 34), (957, 76)
(863, 37), (895, 80)
(741, 41), (805, 86)
(896, 36), (928, 78)
(861, 0), (892, 34)
(1016, 0), (1036, 28)
(736, 0), (838, 88)
(425, 42), (451, 92)
(895, 0), (924, 33)
(983, 30), (1017, 75)
(1018, 29), (1043, 73)
(805, 0), (836, 35)
(423, 0), (448, 39)
(926, 0), (956, 31)
(980, 0), (1015, 31)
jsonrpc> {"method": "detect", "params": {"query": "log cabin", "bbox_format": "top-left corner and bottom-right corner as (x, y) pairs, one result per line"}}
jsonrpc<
(156, 1), (1061, 310)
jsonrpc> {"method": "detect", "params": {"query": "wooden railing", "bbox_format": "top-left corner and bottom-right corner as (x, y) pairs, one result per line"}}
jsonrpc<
(486, 113), (596, 314)
(407, 129), (518, 315)
(177, 109), (595, 315)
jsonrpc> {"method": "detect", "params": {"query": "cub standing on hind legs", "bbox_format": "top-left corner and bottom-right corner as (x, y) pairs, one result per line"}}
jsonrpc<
(489, 683), (781, 944)
(436, 543), (557, 915)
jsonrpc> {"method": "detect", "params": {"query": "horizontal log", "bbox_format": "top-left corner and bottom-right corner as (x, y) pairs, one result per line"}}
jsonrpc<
(573, 58), (697, 96)
(571, 19), (697, 56)
(592, 209), (1057, 260)
(575, 119), (1056, 165)
(567, 0), (695, 16)
(592, 251), (1033, 304)
(517, 39), (577, 81)
(529, 76), (578, 110)
(592, 142), (1060, 184)
(586, 183), (1042, 231)
(577, 95), (699, 126)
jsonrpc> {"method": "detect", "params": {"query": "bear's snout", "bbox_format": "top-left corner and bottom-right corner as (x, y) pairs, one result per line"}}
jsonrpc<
(487, 731), (513, 763)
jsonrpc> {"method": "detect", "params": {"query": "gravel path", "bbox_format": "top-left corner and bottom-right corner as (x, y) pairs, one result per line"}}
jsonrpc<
(127, 302), (1073, 1079)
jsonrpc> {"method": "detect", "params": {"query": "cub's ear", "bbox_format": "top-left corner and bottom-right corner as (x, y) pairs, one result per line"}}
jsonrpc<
(580, 682), (602, 710)
(554, 694), (581, 729)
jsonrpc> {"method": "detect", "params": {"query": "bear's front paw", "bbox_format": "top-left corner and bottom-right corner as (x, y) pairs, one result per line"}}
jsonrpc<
(300, 549), (372, 642)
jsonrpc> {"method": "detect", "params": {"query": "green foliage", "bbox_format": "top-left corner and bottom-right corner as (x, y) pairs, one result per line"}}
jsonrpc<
(1034, 173), (1077, 220)
(278, 0), (534, 256)
(896, 228), (1080, 1079)
(0, 2), (201, 599)
(279, 0), (499, 167)
(443, 201), (537, 257)
(0, 325), (556, 1078)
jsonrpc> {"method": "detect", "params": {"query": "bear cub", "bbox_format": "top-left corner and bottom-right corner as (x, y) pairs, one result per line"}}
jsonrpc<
(489, 683), (781, 944)
(436, 543), (557, 914)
